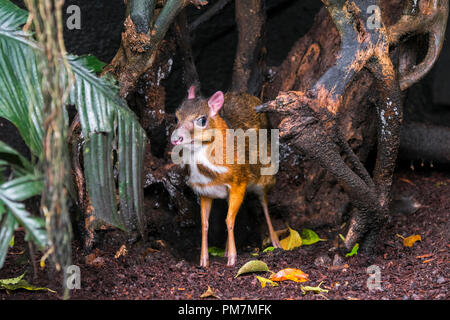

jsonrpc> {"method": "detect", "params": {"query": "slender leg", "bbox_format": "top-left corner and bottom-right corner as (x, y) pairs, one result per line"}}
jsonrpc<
(200, 196), (213, 268)
(225, 184), (246, 266)
(224, 236), (228, 257)
(260, 192), (281, 248)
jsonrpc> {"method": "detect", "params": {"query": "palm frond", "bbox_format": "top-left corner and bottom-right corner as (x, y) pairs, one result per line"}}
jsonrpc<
(0, 0), (147, 233)
(0, 142), (45, 268)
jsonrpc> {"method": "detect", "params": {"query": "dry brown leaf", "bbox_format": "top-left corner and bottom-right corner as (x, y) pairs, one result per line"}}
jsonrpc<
(269, 268), (309, 283)
(200, 286), (218, 299)
(114, 244), (127, 259)
(403, 235), (422, 247)
(416, 253), (433, 259)
(329, 264), (349, 271)
(399, 178), (416, 186)
(85, 253), (97, 265)
(87, 256), (105, 268)
(156, 240), (166, 247)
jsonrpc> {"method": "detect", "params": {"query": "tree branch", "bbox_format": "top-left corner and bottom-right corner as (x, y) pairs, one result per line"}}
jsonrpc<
(231, 0), (266, 95)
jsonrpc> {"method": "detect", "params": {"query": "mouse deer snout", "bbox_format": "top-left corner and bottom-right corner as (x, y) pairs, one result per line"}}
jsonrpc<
(171, 127), (191, 145)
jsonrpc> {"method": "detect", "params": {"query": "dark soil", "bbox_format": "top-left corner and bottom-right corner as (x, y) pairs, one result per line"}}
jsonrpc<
(1, 166), (448, 300)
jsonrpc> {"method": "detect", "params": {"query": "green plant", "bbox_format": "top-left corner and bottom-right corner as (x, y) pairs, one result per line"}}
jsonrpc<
(0, 0), (147, 268)
(0, 141), (46, 268)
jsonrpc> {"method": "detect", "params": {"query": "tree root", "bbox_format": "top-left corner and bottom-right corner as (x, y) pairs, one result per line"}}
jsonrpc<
(257, 0), (448, 252)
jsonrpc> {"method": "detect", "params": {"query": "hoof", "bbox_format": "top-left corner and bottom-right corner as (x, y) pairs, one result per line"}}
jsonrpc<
(226, 255), (236, 266)
(200, 257), (209, 268)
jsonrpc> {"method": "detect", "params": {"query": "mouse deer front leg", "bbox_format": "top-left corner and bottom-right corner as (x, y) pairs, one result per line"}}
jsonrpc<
(200, 196), (213, 268)
(225, 183), (246, 266)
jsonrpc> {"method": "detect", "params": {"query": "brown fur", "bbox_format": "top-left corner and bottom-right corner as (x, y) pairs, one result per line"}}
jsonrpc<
(175, 92), (275, 191)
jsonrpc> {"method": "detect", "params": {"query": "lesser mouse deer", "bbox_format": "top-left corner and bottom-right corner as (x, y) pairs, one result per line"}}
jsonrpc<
(171, 86), (280, 267)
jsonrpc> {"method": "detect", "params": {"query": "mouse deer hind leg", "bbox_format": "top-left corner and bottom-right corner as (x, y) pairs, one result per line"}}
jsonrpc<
(259, 191), (281, 248)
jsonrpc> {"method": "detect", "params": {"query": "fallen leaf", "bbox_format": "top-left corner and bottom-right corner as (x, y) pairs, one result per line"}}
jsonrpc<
(9, 236), (14, 248)
(262, 229), (288, 247)
(263, 246), (275, 253)
(416, 253), (433, 259)
(280, 227), (302, 250)
(403, 235), (422, 247)
(208, 247), (225, 257)
(300, 281), (329, 295)
(234, 260), (270, 278)
(156, 240), (166, 247)
(256, 276), (278, 288)
(91, 257), (105, 268)
(399, 178), (416, 186)
(300, 229), (326, 245)
(143, 247), (159, 258)
(329, 264), (349, 271)
(250, 248), (260, 257)
(0, 273), (56, 293)
(345, 243), (359, 257)
(270, 268), (309, 283)
(200, 286), (218, 299)
(85, 253), (97, 265)
(9, 250), (25, 255)
(114, 244), (127, 259)
(85, 253), (105, 268)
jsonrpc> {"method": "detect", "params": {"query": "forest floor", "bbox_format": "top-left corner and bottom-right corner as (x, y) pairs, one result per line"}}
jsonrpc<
(0, 167), (448, 300)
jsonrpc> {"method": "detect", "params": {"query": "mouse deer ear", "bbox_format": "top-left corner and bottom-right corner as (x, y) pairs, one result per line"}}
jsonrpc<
(187, 85), (196, 99)
(208, 91), (224, 117)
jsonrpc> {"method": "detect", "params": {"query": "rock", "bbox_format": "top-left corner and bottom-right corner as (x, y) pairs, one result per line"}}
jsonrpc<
(314, 254), (332, 267)
(436, 276), (445, 284)
(333, 253), (345, 266)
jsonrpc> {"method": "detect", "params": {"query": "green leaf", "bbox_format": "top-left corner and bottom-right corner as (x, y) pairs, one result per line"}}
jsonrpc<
(0, 140), (34, 175)
(0, 272), (56, 293)
(234, 260), (270, 278)
(300, 281), (329, 295)
(345, 243), (359, 257)
(0, 211), (17, 268)
(300, 229), (326, 245)
(0, 0), (147, 232)
(0, 174), (42, 202)
(208, 247), (225, 257)
(0, 0), (28, 30)
(0, 176), (46, 253)
(75, 55), (106, 74)
(263, 246), (275, 253)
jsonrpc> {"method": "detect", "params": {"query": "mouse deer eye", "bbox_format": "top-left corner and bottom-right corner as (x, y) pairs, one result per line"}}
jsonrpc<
(195, 115), (207, 128)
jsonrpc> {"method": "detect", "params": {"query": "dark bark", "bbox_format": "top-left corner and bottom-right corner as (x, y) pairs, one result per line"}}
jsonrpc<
(231, 0), (266, 95)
